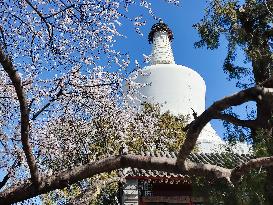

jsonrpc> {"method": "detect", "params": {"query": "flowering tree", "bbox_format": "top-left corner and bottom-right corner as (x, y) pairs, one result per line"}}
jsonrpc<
(1, 0), (273, 204)
(0, 0), (183, 203)
(41, 104), (187, 204)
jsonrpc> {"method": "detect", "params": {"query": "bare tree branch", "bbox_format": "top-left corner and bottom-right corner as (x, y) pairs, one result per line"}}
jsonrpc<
(0, 174), (9, 191)
(24, 0), (53, 42)
(231, 156), (273, 183)
(0, 25), (7, 50)
(44, 4), (75, 19)
(71, 81), (119, 88)
(0, 47), (40, 186)
(0, 159), (21, 190)
(177, 84), (273, 165)
(0, 152), (273, 204)
(0, 154), (231, 204)
(31, 88), (63, 121)
(31, 81), (119, 121)
(214, 112), (258, 129)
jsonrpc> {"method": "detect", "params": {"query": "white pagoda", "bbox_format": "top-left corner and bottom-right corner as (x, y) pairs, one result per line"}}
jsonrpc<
(121, 21), (251, 205)
(133, 20), (249, 154)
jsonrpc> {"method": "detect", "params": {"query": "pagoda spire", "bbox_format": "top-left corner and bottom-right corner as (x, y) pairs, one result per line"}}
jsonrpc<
(148, 20), (175, 65)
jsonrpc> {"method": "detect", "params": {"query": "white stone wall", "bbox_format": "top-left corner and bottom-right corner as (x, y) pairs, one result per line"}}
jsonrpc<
(151, 31), (175, 65)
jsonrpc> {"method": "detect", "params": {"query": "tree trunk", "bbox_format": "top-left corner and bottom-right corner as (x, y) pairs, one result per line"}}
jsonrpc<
(265, 167), (273, 205)
(251, 36), (273, 203)
(255, 96), (273, 204)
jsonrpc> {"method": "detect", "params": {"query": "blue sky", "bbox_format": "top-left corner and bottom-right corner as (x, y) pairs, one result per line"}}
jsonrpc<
(116, 1), (250, 139)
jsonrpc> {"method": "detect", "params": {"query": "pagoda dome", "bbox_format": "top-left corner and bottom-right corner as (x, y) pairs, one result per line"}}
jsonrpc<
(135, 64), (206, 120)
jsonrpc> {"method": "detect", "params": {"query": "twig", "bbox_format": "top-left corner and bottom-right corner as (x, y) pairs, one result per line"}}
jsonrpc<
(0, 159), (21, 190)
(24, 0), (53, 44)
(31, 88), (63, 121)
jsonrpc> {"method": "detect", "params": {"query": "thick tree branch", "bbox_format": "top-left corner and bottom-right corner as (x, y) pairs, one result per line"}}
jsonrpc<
(1, 153), (273, 203)
(177, 84), (273, 165)
(0, 154), (230, 204)
(0, 47), (40, 186)
(231, 156), (273, 183)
